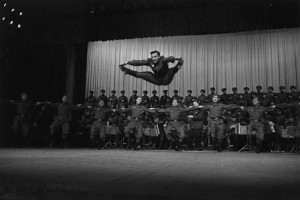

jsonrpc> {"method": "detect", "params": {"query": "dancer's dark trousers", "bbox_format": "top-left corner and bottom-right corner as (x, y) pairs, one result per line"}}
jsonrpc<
(131, 68), (178, 86)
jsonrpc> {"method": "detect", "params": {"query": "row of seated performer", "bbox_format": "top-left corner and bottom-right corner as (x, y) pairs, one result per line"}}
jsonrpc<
(0, 92), (299, 153)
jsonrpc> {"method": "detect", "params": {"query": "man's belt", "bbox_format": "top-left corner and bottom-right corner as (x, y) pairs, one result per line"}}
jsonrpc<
(169, 120), (181, 122)
(210, 117), (222, 120)
(131, 117), (140, 120)
(251, 119), (262, 122)
(95, 119), (106, 122)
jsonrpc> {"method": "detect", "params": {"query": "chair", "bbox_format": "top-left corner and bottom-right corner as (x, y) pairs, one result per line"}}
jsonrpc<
(238, 123), (255, 152)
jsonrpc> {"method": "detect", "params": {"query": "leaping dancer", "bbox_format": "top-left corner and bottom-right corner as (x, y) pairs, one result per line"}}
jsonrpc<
(119, 50), (183, 86)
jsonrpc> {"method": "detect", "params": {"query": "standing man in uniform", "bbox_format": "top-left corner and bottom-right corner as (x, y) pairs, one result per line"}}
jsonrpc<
(172, 90), (182, 102)
(142, 90), (151, 108)
(197, 89), (207, 105)
(10, 92), (34, 147)
(129, 90), (138, 106)
(186, 101), (207, 150)
(109, 90), (118, 107)
(119, 50), (184, 86)
(118, 90), (128, 107)
(160, 90), (170, 108)
(85, 91), (97, 107)
(200, 95), (241, 152)
(48, 95), (78, 148)
(266, 86), (275, 102)
(153, 99), (202, 151)
(278, 86), (288, 103)
(290, 86), (299, 102)
(150, 90), (160, 108)
(184, 90), (195, 107)
(220, 88), (229, 104)
(207, 87), (216, 103)
(255, 85), (263, 101)
(121, 97), (151, 150)
(243, 87), (252, 106)
(241, 97), (276, 153)
(89, 100), (116, 149)
(98, 89), (108, 104)
(231, 87), (239, 105)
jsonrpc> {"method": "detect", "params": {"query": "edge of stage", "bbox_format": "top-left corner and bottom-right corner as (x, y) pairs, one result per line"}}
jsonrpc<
(0, 148), (299, 200)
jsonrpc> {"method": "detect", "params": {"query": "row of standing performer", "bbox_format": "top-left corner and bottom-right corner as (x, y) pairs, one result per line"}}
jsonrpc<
(1, 89), (299, 153)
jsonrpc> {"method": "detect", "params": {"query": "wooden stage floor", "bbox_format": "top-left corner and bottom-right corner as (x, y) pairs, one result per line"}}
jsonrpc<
(0, 149), (299, 200)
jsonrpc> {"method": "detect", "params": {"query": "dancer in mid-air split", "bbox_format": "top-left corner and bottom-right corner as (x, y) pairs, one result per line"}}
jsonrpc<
(119, 50), (184, 86)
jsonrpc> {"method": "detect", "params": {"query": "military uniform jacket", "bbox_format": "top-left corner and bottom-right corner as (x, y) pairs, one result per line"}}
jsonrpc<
(197, 94), (207, 104)
(121, 105), (149, 119)
(278, 92), (288, 103)
(142, 95), (150, 106)
(172, 95), (182, 102)
(184, 95), (195, 107)
(129, 95), (138, 105)
(160, 95), (171, 106)
(52, 103), (75, 122)
(243, 105), (273, 121)
(188, 109), (206, 129)
(98, 94), (108, 104)
(85, 95), (97, 106)
(156, 106), (200, 121)
(13, 100), (33, 122)
(150, 96), (160, 108)
(109, 96), (118, 106)
(202, 103), (240, 119)
(92, 106), (113, 121)
(118, 96), (128, 105)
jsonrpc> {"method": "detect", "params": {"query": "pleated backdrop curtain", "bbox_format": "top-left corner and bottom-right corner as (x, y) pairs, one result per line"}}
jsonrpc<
(86, 28), (300, 98)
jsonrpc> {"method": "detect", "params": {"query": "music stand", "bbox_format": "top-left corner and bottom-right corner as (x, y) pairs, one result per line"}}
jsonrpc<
(103, 122), (118, 149)
(144, 124), (160, 150)
(285, 126), (300, 153)
(238, 123), (255, 152)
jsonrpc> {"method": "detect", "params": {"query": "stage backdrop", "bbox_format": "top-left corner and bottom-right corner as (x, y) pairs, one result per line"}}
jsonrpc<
(86, 28), (300, 98)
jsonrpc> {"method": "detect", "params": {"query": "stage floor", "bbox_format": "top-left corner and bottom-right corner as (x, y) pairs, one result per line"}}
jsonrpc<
(0, 149), (299, 200)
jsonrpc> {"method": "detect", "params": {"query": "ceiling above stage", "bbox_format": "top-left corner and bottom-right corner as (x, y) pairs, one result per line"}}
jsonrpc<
(1, 0), (299, 42)
(2, 0), (299, 19)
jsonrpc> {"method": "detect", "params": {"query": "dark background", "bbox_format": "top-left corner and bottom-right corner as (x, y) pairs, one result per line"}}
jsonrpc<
(0, 0), (299, 102)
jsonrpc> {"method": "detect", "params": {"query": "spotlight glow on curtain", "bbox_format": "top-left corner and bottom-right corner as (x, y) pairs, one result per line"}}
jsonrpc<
(86, 28), (300, 97)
